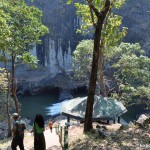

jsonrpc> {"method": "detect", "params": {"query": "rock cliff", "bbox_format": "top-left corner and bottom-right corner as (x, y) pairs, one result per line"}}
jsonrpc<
(29, 0), (150, 73)
(17, 0), (150, 95)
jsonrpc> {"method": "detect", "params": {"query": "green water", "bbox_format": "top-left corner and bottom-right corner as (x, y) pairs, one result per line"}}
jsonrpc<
(19, 93), (58, 121)
(19, 94), (143, 123)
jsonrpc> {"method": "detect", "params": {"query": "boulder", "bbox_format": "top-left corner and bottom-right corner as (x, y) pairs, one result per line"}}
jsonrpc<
(58, 90), (73, 102)
(96, 123), (122, 132)
(136, 114), (148, 125)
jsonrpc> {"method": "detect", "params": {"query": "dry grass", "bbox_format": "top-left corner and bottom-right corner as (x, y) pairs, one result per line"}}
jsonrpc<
(0, 138), (11, 149)
(68, 124), (150, 150)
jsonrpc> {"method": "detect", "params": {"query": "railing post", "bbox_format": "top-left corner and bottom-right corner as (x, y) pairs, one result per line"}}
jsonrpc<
(60, 126), (62, 143)
(64, 122), (70, 150)
(118, 117), (120, 123)
(55, 125), (58, 134)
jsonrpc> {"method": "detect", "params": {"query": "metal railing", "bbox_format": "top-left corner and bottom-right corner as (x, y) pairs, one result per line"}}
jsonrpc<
(55, 123), (70, 150)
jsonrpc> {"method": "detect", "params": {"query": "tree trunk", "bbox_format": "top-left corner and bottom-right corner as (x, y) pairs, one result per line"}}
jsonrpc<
(98, 50), (107, 97)
(84, 0), (110, 132)
(2, 51), (11, 137)
(11, 54), (19, 113)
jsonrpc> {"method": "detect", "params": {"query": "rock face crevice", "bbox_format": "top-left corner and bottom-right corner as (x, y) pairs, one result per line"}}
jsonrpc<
(28, 0), (83, 76)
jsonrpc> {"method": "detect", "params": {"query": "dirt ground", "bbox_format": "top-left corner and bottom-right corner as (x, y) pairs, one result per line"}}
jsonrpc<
(68, 123), (150, 150)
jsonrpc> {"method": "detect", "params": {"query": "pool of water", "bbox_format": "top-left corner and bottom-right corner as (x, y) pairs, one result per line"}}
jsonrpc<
(19, 94), (143, 123)
(19, 93), (58, 121)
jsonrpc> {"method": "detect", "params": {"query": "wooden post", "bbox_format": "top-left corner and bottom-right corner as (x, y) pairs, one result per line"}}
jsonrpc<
(67, 116), (70, 123)
(56, 125), (58, 134)
(60, 126), (62, 143)
(113, 118), (116, 124)
(107, 120), (109, 124)
(118, 117), (120, 123)
(64, 123), (69, 150)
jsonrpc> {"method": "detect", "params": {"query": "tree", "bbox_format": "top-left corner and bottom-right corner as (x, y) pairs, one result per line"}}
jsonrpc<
(0, 7), (13, 137)
(68, 0), (112, 132)
(108, 43), (150, 108)
(69, 0), (126, 131)
(73, 15), (127, 95)
(0, 0), (49, 113)
(75, 1), (126, 96)
(73, 40), (93, 80)
(0, 68), (14, 136)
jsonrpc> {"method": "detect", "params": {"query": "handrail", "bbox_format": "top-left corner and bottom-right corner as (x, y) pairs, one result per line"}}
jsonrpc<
(55, 123), (70, 150)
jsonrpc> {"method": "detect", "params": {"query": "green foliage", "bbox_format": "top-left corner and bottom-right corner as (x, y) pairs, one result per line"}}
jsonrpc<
(108, 43), (150, 107)
(0, 0), (49, 63)
(73, 40), (93, 80)
(1, 0), (49, 51)
(67, 0), (73, 4)
(0, 0), (49, 113)
(102, 15), (127, 49)
(75, 0), (126, 33)
(73, 13), (127, 80)
(0, 68), (8, 91)
(0, 8), (11, 50)
(0, 68), (14, 120)
(17, 52), (39, 69)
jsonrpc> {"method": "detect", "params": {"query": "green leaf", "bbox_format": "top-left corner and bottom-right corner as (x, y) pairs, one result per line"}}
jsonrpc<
(67, 0), (73, 4)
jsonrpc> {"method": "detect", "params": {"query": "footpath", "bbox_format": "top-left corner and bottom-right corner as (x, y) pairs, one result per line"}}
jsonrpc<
(1, 128), (62, 150)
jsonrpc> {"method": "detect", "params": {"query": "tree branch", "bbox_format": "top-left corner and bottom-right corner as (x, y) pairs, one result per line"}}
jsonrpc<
(100, 0), (111, 20)
(87, 0), (100, 18)
(89, 6), (96, 27)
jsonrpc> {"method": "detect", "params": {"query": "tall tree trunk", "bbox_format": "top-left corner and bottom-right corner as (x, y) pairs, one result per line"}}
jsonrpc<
(98, 48), (107, 97)
(11, 54), (19, 113)
(84, 0), (110, 132)
(2, 51), (11, 137)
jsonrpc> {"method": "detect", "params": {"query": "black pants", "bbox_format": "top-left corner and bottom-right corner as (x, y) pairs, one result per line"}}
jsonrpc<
(11, 135), (24, 150)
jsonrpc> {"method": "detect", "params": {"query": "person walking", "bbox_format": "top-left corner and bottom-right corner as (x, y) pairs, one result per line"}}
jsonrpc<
(49, 120), (53, 133)
(31, 114), (46, 150)
(11, 113), (26, 150)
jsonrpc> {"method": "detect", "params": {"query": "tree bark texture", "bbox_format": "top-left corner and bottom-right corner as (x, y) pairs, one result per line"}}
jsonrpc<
(84, 0), (110, 132)
(2, 50), (11, 137)
(11, 54), (19, 113)
(98, 49), (107, 97)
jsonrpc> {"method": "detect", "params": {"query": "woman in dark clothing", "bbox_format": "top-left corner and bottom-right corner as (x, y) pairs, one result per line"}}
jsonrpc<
(32, 114), (46, 150)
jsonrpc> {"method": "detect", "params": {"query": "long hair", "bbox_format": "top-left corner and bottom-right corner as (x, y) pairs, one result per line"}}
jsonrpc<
(34, 114), (44, 128)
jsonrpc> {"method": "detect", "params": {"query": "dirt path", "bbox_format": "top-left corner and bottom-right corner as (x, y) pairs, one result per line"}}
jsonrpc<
(24, 128), (62, 150)
(4, 128), (62, 150)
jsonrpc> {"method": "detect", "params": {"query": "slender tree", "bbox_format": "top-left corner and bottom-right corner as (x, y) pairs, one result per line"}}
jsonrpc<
(0, 0), (49, 113)
(69, 0), (111, 132)
(0, 7), (12, 137)
(69, 0), (127, 131)
(83, 0), (110, 132)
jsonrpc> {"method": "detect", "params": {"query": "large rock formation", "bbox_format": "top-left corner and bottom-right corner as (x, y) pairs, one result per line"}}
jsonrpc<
(27, 0), (83, 76)
(8, 0), (150, 95)
(118, 0), (150, 45)
(28, 0), (150, 74)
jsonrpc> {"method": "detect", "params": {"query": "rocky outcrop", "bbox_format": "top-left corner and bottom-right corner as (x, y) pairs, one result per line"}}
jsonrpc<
(58, 90), (73, 102)
(27, 0), (83, 76)
(16, 66), (87, 97)
(118, 0), (150, 45)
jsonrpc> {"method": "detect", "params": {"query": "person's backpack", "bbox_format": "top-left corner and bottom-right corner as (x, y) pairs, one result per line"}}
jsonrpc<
(15, 120), (26, 136)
